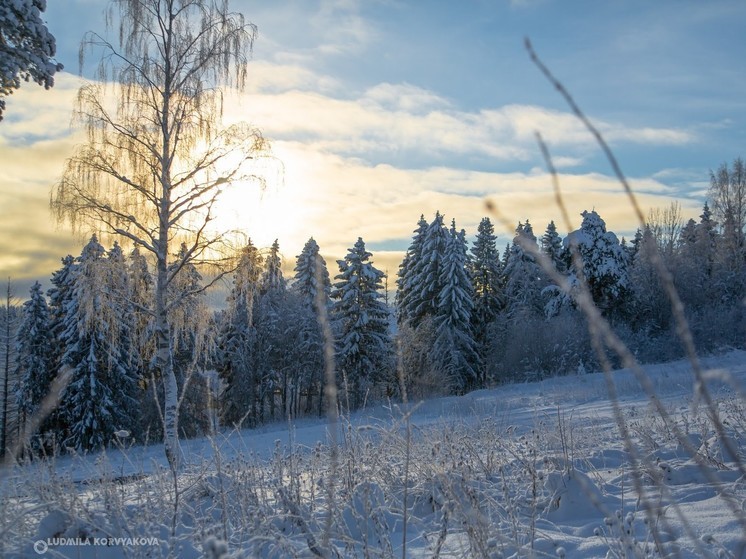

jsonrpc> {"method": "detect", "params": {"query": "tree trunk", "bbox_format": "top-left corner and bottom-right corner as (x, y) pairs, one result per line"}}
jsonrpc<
(269, 381), (275, 421)
(157, 47), (181, 469)
(156, 229), (181, 470)
(1, 282), (11, 457)
(317, 380), (324, 417)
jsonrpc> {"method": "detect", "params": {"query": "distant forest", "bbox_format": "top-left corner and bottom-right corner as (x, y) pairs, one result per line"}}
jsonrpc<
(2, 159), (744, 455)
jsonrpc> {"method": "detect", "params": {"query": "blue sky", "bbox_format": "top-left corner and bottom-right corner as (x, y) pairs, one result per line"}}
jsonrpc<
(1, 0), (745, 291)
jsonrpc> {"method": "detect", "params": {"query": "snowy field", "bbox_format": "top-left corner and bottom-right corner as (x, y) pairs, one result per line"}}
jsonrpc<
(2, 351), (745, 558)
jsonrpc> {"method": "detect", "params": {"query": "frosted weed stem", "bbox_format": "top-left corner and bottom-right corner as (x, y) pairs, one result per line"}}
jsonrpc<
(314, 253), (340, 557)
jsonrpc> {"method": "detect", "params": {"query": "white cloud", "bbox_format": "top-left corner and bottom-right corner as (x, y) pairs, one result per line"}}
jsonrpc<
(245, 61), (342, 94)
(363, 82), (452, 113)
(227, 82), (693, 173)
(1, 72), (83, 144)
(553, 156), (585, 168)
(0, 59), (704, 286)
(608, 126), (692, 145)
(312, 0), (378, 56)
(500, 104), (694, 147)
(227, 141), (703, 271)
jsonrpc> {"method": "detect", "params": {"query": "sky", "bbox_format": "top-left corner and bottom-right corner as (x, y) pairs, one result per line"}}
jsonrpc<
(1, 0), (745, 297)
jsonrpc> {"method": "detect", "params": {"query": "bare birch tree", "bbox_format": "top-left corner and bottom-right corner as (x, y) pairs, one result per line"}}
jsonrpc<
(51, 0), (265, 469)
(709, 157), (746, 239)
(646, 200), (683, 259)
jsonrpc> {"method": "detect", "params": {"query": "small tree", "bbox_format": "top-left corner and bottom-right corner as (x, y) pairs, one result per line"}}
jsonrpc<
(541, 220), (566, 273)
(565, 210), (630, 318)
(51, 0), (266, 468)
(629, 226), (669, 332)
(0, 0), (63, 120)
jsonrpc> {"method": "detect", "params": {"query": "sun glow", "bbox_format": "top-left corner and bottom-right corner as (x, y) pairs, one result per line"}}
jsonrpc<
(212, 173), (304, 254)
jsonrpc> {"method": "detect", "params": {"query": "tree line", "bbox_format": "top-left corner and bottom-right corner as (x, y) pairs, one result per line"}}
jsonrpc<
(3, 159), (744, 455)
(4, 233), (391, 453)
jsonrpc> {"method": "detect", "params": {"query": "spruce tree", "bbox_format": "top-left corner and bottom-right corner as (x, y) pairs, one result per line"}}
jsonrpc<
(434, 222), (480, 392)
(220, 241), (272, 426)
(14, 282), (54, 447)
(128, 247), (153, 377)
(291, 238), (331, 416)
(503, 221), (544, 318)
(262, 239), (285, 294)
(44, 255), (76, 446)
(622, 229), (642, 263)
(565, 210), (630, 317)
(0, 283), (19, 458)
(470, 217), (503, 321)
(541, 220), (566, 273)
(629, 226), (669, 330)
(47, 256), (75, 372)
(293, 238), (331, 309)
(469, 217), (502, 384)
(125, 247), (157, 440)
(331, 238), (392, 410)
(59, 236), (137, 451)
(104, 242), (138, 429)
(678, 218), (697, 251)
(396, 215), (428, 325)
(409, 212), (449, 327)
(255, 240), (291, 420)
(695, 202), (718, 277)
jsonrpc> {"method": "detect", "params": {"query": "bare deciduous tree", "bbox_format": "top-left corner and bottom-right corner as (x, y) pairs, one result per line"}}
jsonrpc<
(51, 0), (266, 469)
(709, 157), (746, 238)
(646, 200), (682, 258)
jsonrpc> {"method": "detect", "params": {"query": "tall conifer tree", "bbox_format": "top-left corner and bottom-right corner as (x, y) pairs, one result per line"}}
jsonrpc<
(331, 238), (392, 409)
(469, 217), (502, 385)
(291, 238), (331, 415)
(15, 282), (54, 446)
(59, 236), (137, 451)
(434, 222), (479, 391)
(219, 242), (263, 426)
(396, 215), (428, 325)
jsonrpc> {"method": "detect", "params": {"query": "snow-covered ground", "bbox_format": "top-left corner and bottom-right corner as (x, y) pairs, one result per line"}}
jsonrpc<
(2, 351), (745, 558)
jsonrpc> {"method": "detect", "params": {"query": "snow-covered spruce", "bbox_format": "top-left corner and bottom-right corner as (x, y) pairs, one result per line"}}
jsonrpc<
(331, 237), (394, 410)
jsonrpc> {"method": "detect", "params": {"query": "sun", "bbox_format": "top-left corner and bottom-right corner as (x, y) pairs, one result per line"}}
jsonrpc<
(212, 176), (303, 252)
